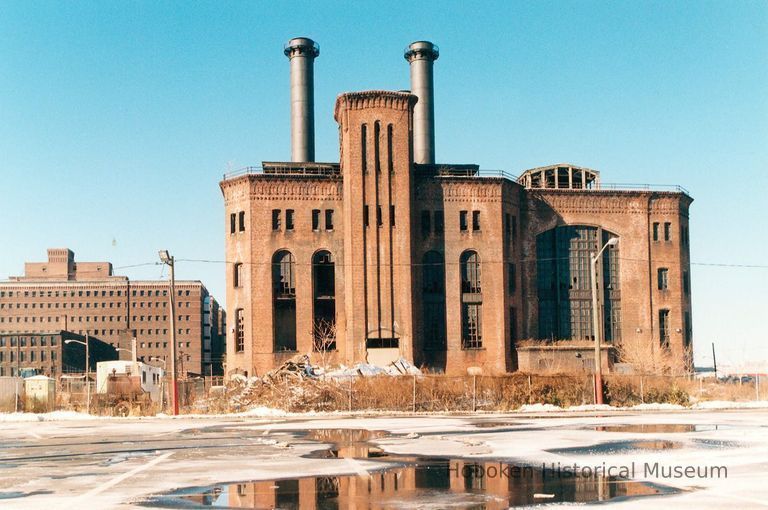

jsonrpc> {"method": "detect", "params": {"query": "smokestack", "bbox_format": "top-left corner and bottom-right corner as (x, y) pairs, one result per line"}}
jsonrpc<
(404, 41), (439, 165)
(284, 37), (319, 162)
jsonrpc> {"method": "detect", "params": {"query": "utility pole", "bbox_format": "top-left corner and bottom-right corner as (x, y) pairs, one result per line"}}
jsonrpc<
(590, 237), (619, 406)
(85, 333), (90, 414)
(712, 342), (718, 379)
(159, 250), (179, 415)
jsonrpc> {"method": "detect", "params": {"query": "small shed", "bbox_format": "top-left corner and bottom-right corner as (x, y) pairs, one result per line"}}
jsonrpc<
(25, 375), (56, 412)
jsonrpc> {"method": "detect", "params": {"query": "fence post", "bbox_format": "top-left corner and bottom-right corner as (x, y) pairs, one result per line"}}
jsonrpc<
(412, 375), (416, 413)
(347, 376), (352, 413)
(757, 374), (760, 402)
(527, 375), (532, 404)
(472, 375), (477, 413)
(640, 376), (644, 403)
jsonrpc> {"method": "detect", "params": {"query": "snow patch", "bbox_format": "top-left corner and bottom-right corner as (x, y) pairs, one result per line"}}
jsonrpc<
(692, 400), (768, 410)
(0, 411), (98, 422)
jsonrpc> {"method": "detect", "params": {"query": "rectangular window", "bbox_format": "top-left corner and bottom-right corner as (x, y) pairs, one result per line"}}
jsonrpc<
(659, 309), (670, 347)
(657, 268), (669, 290)
(683, 270), (690, 295)
(459, 211), (468, 231)
(238, 211), (245, 232)
(421, 210), (431, 235)
(312, 209), (320, 231)
(363, 205), (369, 227)
(234, 263), (243, 288)
(434, 210), (444, 234)
(230, 213), (236, 234)
(390, 205), (395, 227)
(376, 206), (383, 227)
(508, 263), (516, 293)
(235, 308), (244, 352)
(652, 222), (660, 241)
(664, 222), (671, 241)
(505, 213), (511, 236)
(325, 209), (334, 230)
(472, 211), (481, 231)
(285, 209), (295, 231)
(512, 215), (517, 242)
(272, 209), (281, 231)
(462, 303), (483, 349)
(684, 312), (692, 348)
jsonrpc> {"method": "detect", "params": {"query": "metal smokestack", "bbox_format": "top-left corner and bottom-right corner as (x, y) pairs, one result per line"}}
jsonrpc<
(404, 41), (439, 165)
(284, 37), (319, 162)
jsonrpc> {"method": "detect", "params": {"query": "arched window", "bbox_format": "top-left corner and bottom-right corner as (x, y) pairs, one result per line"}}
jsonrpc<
(460, 250), (482, 349)
(312, 250), (336, 351)
(272, 250), (296, 351)
(422, 251), (446, 354)
(460, 251), (481, 294)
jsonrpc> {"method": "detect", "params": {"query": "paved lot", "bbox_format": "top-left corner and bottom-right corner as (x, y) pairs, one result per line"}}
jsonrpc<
(1, 409), (767, 509)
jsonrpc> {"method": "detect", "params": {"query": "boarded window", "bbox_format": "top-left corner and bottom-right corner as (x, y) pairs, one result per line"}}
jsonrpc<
(272, 209), (281, 231)
(273, 250), (296, 351)
(659, 309), (670, 347)
(658, 268), (669, 290)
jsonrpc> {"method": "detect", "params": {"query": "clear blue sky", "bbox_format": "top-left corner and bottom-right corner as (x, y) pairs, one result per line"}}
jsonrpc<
(1, 1), (766, 367)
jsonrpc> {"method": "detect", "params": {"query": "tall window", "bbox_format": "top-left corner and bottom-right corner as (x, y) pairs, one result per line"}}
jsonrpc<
(684, 312), (692, 348)
(312, 209), (320, 231)
(664, 222), (671, 241)
(233, 263), (243, 288)
(508, 263), (516, 293)
(272, 209), (281, 231)
(285, 209), (295, 231)
(312, 251), (336, 351)
(238, 211), (245, 232)
(536, 226), (621, 341)
(421, 211), (431, 235)
(459, 211), (468, 232)
(325, 209), (334, 231)
(235, 308), (244, 352)
(460, 250), (482, 349)
(657, 268), (669, 290)
(683, 270), (690, 295)
(272, 250), (297, 351)
(659, 309), (670, 347)
(230, 213), (236, 234)
(652, 222), (660, 241)
(472, 211), (481, 231)
(434, 210), (444, 234)
(422, 251), (446, 352)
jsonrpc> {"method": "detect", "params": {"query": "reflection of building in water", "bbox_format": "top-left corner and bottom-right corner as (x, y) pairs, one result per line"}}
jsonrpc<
(221, 459), (661, 509)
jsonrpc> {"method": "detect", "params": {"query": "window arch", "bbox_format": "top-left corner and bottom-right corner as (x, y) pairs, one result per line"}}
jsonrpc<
(272, 250), (296, 351)
(422, 251), (446, 353)
(312, 250), (336, 351)
(460, 250), (482, 349)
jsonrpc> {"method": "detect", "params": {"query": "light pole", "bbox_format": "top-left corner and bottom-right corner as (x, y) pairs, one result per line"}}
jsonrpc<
(591, 237), (619, 405)
(64, 334), (90, 414)
(114, 348), (135, 362)
(159, 250), (179, 415)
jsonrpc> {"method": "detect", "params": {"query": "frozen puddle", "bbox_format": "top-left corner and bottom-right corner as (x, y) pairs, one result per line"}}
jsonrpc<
(139, 429), (679, 508)
(594, 424), (734, 433)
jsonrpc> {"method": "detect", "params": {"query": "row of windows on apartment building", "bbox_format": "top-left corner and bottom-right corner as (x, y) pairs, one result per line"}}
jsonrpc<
(133, 341), (192, 349)
(0, 336), (58, 347)
(652, 221), (689, 245)
(658, 309), (693, 348)
(0, 314), (196, 324)
(0, 301), (194, 310)
(272, 209), (336, 232)
(0, 350), (57, 363)
(657, 268), (691, 294)
(0, 289), (192, 299)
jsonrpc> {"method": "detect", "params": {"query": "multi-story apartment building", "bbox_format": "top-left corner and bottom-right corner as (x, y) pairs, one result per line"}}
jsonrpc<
(0, 248), (225, 376)
(221, 38), (693, 377)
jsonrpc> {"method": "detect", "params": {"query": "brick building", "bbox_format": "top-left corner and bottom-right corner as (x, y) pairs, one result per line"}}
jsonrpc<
(221, 39), (692, 377)
(0, 330), (117, 378)
(0, 249), (225, 376)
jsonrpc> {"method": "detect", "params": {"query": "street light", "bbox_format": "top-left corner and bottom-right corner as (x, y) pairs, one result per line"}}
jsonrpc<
(159, 250), (179, 415)
(591, 236), (619, 405)
(64, 334), (90, 414)
(149, 356), (167, 367)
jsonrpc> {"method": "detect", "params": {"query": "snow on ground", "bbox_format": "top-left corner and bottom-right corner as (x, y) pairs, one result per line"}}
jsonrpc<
(1, 408), (767, 509)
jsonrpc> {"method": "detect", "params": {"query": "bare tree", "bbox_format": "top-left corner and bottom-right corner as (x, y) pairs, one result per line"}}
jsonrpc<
(311, 318), (337, 371)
